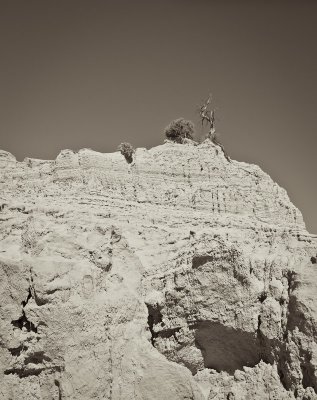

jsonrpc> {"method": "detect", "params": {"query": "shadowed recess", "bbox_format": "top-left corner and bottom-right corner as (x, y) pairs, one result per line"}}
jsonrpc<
(193, 321), (261, 374)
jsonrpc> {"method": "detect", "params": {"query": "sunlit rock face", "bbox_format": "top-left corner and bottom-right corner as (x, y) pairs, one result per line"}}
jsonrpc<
(0, 141), (316, 400)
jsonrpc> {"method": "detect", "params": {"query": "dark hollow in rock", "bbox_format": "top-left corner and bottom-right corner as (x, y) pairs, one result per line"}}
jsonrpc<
(24, 351), (51, 364)
(192, 254), (214, 269)
(8, 345), (24, 357)
(193, 321), (262, 374)
(258, 292), (268, 303)
(11, 311), (37, 333)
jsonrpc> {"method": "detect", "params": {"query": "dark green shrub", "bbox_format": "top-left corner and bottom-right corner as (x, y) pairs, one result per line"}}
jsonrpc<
(118, 142), (134, 164)
(164, 118), (194, 143)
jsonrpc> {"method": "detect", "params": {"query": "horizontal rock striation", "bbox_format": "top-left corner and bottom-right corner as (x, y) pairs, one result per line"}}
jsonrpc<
(0, 141), (316, 399)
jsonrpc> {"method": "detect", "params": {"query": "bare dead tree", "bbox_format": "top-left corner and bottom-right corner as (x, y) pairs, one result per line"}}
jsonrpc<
(199, 94), (216, 140)
(198, 94), (231, 162)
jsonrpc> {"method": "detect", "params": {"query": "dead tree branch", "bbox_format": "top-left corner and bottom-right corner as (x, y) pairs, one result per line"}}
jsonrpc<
(198, 94), (231, 162)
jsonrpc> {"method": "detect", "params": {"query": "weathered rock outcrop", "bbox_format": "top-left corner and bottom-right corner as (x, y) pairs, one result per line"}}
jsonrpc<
(0, 140), (316, 399)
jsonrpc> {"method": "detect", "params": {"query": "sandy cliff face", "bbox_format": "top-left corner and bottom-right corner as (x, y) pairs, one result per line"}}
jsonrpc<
(0, 141), (316, 400)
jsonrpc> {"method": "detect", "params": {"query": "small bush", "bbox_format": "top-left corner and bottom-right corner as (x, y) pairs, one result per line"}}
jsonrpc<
(118, 142), (134, 164)
(164, 118), (194, 143)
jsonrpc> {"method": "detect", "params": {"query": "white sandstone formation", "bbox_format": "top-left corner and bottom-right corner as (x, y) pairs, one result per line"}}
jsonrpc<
(0, 140), (316, 399)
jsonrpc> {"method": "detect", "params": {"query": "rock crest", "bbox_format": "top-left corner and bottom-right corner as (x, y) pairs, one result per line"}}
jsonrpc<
(0, 142), (316, 399)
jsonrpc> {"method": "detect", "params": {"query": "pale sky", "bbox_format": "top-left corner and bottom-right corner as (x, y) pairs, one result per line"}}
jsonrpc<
(0, 0), (316, 232)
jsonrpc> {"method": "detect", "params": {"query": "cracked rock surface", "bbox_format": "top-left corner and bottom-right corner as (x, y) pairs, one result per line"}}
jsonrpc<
(0, 141), (317, 399)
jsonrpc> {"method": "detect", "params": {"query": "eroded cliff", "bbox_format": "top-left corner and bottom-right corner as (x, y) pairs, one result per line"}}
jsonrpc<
(0, 140), (316, 399)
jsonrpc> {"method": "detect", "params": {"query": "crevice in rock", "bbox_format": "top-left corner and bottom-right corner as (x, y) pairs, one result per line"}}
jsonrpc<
(256, 315), (262, 338)
(300, 349), (317, 392)
(278, 320), (317, 392)
(11, 285), (38, 333)
(284, 271), (316, 338)
(277, 365), (288, 390)
(22, 287), (32, 308)
(146, 303), (163, 346)
(4, 367), (42, 378)
(286, 271), (299, 295)
(29, 270), (49, 306)
(286, 295), (307, 334)
(273, 341), (292, 390)
(4, 365), (63, 379)
(277, 345), (317, 394)
(55, 379), (62, 400)
(302, 363), (314, 390)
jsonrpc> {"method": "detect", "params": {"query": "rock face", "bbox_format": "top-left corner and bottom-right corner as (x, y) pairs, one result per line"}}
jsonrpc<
(0, 141), (317, 400)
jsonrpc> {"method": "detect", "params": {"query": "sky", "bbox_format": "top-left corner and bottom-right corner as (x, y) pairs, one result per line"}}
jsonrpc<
(0, 0), (316, 233)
